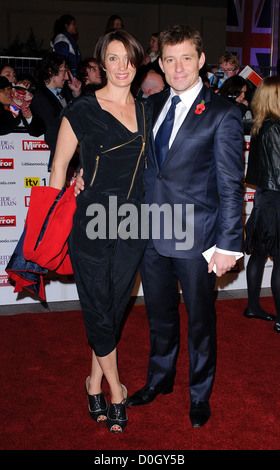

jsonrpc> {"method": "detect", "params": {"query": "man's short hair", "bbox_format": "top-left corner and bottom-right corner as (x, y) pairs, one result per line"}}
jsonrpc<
(218, 52), (240, 69)
(158, 24), (203, 59)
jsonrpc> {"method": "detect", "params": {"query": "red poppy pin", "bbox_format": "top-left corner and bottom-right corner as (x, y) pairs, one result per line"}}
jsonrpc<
(195, 100), (205, 114)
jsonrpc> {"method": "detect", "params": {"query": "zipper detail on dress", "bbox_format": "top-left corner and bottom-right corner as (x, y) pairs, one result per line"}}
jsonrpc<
(100, 134), (143, 154)
(126, 140), (145, 200)
(117, 102), (146, 234)
(117, 140), (145, 235)
(89, 155), (100, 187)
(126, 102), (146, 200)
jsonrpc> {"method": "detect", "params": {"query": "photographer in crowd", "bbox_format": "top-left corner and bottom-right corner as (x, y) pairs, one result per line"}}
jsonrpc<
(209, 52), (240, 90)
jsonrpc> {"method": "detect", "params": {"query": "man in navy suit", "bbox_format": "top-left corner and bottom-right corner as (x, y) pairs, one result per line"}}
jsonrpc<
(127, 25), (244, 427)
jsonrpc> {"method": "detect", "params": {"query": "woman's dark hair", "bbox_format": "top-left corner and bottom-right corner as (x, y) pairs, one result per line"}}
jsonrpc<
(95, 29), (144, 70)
(219, 75), (247, 101)
(105, 15), (124, 32)
(0, 63), (16, 75)
(52, 14), (75, 39)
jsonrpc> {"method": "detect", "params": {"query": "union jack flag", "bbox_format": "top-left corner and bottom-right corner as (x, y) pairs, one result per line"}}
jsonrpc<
(226, 0), (276, 72)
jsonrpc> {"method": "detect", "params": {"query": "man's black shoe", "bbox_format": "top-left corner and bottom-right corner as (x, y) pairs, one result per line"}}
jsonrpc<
(127, 384), (173, 406)
(189, 401), (211, 428)
(243, 307), (276, 322)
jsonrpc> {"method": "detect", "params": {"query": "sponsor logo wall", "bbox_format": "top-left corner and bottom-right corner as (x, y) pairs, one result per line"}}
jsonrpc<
(0, 133), (79, 305)
(0, 133), (273, 306)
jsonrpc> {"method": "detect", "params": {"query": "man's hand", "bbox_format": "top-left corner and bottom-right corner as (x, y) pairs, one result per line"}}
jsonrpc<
(208, 252), (236, 277)
(74, 168), (84, 196)
(67, 70), (82, 96)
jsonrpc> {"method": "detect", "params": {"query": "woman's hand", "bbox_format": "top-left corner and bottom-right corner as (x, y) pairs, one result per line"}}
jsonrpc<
(74, 168), (84, 196)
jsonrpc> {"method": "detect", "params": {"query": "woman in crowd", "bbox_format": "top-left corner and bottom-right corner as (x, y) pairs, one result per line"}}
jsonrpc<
(49, 29), (151, 432)
(0, 63), (36, 94)
(144, 32), (160, 65)
(219, 75), (252, 134)
(51, 14), (82, 76)
(0, 63), (17, 85)
(105, 14), (124, 32)
(244, 75), (280, 333)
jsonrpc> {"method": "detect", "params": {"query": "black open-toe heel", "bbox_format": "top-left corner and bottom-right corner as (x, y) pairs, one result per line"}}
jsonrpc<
(85, 376), (108, 423)
(107, 385), (128, 433)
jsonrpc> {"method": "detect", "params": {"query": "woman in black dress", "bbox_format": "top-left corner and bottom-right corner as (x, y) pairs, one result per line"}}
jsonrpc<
(49, 30), (151, 432)
(244, 75), (280, 333)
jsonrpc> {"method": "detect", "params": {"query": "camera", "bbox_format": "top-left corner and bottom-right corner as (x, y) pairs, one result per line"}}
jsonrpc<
(210, 70), (224, 91)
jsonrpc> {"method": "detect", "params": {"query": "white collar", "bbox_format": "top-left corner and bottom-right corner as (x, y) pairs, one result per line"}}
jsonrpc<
(169, 77), (203, 106)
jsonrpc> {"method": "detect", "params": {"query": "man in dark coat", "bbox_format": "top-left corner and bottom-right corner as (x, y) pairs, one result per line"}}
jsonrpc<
(127, 25), (244, 428)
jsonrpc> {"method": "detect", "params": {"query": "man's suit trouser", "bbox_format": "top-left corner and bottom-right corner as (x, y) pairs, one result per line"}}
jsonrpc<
(140, 245), (217, 402)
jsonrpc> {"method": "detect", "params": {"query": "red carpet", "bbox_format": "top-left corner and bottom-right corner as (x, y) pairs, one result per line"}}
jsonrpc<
(1, 297), (280, 451)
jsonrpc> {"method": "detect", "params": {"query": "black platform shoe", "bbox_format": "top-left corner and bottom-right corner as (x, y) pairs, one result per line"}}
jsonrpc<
(85, 377), (108, 423)
(107, 385), (128, 433)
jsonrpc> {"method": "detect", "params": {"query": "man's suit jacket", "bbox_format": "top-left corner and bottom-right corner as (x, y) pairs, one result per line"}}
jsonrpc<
(30, 84), (72, 169)
(145, 85), (244, 259)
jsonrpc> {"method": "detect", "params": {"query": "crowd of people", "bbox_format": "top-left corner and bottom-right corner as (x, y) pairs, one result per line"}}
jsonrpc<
(4, 14), (280, 435)
(0, 20), (254, 147)
(0, 16), (255, 148)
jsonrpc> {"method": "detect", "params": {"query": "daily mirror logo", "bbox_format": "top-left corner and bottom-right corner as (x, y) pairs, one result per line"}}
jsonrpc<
(0, 158), (14, 169)
(0, 216), (16, 226)
(0, 274), (11, 286)
(22, 140), (49, 151)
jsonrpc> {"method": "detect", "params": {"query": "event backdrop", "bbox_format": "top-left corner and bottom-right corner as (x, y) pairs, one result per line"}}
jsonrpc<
(0, 131), (79, 305)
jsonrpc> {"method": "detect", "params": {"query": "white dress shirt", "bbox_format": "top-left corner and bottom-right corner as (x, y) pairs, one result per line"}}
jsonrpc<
(153, 77), (203, 145)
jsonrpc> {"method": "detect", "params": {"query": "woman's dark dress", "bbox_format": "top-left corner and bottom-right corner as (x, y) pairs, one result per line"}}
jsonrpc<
(64, 93), (150, 356)
(245, 119), (280, 256)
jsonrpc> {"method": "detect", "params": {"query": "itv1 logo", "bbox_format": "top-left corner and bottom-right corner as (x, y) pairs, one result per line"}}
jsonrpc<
(24, 177), (48, 187)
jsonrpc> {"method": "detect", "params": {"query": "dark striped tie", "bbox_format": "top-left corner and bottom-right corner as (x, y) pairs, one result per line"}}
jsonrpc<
(155, 94), (181, 169)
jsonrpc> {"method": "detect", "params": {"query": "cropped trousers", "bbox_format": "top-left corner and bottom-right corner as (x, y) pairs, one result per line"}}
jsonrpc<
(68, 191), (146, 357)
